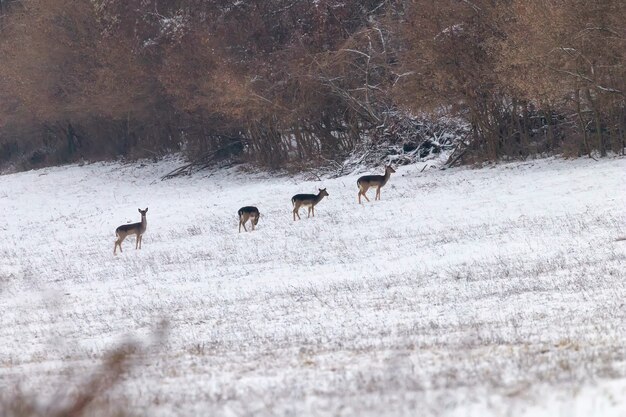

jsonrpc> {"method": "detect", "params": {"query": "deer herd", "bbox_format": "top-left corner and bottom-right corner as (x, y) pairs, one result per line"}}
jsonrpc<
(114, 165), (396, 255)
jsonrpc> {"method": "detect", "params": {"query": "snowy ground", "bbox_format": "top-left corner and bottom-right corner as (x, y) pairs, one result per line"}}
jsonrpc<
(0, 156), (625, 416)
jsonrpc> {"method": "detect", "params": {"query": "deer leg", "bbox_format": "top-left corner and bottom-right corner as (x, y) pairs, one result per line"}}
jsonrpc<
(376, 186), (381, 200)
(311, 206), (315, 217)
(293, 204), (301, 221)
(138, 234), (142, 249)
(361, 187), (371, 203)
(115, 236), (125, 254)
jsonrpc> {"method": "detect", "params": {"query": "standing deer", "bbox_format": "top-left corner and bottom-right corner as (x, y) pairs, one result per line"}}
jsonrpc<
(114, 208), (148, 255)
(292, 188), (329, 221)
(238, 206), (260, 232)
(357, 165), (396, 204)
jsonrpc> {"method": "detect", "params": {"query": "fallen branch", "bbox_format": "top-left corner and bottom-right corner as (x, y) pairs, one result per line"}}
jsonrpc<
(161, 141), (243, 180)
(445, 143), (468, 168)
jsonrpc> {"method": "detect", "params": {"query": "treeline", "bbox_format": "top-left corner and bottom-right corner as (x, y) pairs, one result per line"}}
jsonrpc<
(0, 0), (624, 171)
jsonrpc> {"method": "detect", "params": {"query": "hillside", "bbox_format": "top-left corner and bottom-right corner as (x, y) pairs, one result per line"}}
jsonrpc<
(1, 156), (625, 416)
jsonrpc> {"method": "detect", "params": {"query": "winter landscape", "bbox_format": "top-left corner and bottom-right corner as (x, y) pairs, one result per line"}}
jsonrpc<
(1, 0), (625, 415)
(1, 155), (625, 416)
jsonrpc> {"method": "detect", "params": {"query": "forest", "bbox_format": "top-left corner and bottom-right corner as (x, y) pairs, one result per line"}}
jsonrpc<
(0, 0), (624, 171)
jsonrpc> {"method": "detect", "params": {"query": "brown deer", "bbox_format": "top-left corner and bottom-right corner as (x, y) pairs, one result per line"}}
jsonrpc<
(357, 165), (396, 204)
(238, 206), (260, 232)
(292, 188), (329, 221)
(114, 208), (148, 255)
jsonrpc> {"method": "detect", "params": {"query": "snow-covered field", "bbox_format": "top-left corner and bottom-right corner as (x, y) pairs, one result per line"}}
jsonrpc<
(1, 156), (625, 416)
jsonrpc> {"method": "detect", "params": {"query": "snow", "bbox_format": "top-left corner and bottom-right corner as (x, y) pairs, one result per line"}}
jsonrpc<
(0, 156), (625, 416)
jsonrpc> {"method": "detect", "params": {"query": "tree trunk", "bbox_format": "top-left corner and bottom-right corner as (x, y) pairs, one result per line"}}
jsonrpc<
(575, 88), (591, 157)
(584, 87), (606, 157)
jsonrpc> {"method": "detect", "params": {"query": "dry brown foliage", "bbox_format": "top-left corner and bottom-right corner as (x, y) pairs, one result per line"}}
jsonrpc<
(0, 343), (139, 417)
(0, 0), (623, 171)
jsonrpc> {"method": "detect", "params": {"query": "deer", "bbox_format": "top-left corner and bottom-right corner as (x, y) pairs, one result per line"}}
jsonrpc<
(114, 208), (148, 255)
(292, 188), (329, 221)
(357, 165), (396, 204)
(238, 206), (260, 232)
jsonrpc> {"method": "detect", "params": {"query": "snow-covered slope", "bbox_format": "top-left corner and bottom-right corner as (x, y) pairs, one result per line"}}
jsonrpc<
(1, 157), (625, 416)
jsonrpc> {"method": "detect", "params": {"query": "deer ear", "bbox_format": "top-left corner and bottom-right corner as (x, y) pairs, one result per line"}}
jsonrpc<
(138, 208), (141, 213)
(145, 207), (148, 212)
